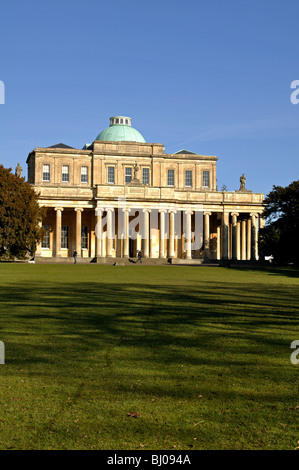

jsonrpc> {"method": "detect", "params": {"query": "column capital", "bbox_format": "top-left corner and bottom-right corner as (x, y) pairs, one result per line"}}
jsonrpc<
(54, 207), (64, 212)
(158, 209), (168, 214)
(204, 211), (212, 216)
(105, 207), (115, 212)
(231, 212), (239, 217)
(95, 207), (104, 214)
(74, 207), (84, 212)
(142, 208), (151, 213)
(184, 209), (193, 215)
(250, 212), (258, 217)
(122, 208), (131, 213)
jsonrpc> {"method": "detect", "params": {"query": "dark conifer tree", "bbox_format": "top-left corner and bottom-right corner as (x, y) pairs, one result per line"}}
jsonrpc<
(259, 180), (299, 264)
(0, 165), (45, 259)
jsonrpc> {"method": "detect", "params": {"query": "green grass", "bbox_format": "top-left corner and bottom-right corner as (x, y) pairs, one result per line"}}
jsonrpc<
(0, 264), (298, 450)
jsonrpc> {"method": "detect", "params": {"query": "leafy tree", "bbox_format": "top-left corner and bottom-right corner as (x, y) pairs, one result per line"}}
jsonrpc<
(259, 180), (299, 264)
(0, 165), (45, 259)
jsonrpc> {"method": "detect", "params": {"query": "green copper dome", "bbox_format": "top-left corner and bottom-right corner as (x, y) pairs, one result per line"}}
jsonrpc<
(96, 116), (146, 143)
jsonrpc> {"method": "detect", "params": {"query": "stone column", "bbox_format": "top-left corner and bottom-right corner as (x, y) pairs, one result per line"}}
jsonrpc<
(217, 225), (221, 260)
(122, 208), (131, 258)
(256, 217), (259, 260)
(159, 209), (167, 258)
(106, 207), (114, 257)
(95, 208), (103, 258)
(237, 221), (241, 260)
(54, 207), (63, 257)
(241, 219), (246, 260)
(228, 223), (232, 259)
(221, 212), (229, 260)
(75, 208), (83, 257)
(150, 209), (158, 259)
(246, 218), (251, 261)
(142, 209), (150, 258)
(36, 219), (42, 256)
(231, 212), (239, 262)
(185, 210), (192, 260)
(168, 210), (176, 258)
(250, 213), (258, 261)
(204, 212), (212, 261)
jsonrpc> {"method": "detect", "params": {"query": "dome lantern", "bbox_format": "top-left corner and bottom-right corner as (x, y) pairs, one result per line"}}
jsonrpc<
(109, 116), (132, 127)
(96, 116), (146, 143)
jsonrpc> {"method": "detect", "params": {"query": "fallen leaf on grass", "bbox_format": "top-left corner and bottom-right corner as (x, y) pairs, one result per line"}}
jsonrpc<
(127, 412), (142, 418)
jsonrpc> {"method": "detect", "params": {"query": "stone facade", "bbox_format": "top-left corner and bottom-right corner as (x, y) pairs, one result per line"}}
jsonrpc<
(27, 123), (264, 263)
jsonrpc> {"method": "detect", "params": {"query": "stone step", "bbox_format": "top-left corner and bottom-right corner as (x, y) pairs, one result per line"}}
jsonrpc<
(35, 256), (95, 264)
(35, 256), (204, 266)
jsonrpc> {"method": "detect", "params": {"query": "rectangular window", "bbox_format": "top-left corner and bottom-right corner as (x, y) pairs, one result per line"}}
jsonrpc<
(107, 166), (115, 184)
(62, 165), (69, 183)
(142, 168), (149, 185)
(42, 164), (50, 182)
(167, 169), (174, 186)
(81, 226), (88, 249)
(185, 170), (192, 187)
(203, 170), (210, 188)
(42, 225), (50, 248)
(61, 226), (69, 249)
(81, 166), (88, 183)
(125, 167), (132, 184)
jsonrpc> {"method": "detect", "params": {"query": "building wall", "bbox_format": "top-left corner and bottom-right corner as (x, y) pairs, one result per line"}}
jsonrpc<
(27, 140), (264, 261)
(27, 141), (217, 191)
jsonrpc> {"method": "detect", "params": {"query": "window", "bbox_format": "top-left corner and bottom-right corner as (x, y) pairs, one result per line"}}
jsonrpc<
(107, 166), (115, 184)
(142, 168), (149, 185)
(42, 164), (50, 181)
(203, 171), (210, 188)
(167, 169), (174, 186)
(42, 225), (50, 248)
(185, 170), (192, 187)
(61, 226), (69, 249)
(81, 166), (88, 183)
(62, 165), (69, 183)
(81, 226), (88, 249)
(125, 167), (132, 184)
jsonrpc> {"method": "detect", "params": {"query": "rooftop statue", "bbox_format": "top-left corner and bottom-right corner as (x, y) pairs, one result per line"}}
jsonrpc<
(133, 162), (140, 180)
(15, 163), (23, 178)
(240, 173), (246, 190)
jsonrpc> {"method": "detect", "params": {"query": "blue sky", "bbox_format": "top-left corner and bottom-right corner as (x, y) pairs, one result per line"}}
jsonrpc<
(0, 0), (299, 195)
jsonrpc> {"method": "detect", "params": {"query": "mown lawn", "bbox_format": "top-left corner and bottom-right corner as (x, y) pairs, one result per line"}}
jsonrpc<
(0, 264), (298, 450)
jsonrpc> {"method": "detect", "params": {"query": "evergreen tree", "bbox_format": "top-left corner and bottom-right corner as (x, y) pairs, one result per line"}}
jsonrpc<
(259, 180), (299, 264)
(0, 165), (45, 259)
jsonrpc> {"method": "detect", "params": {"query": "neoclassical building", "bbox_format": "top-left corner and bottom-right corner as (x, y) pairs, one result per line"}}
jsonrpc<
(26, 116), (264, 263)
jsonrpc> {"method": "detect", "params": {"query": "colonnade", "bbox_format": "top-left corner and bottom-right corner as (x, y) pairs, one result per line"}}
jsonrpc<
(221, 211), (264, 261)
(38, 206), (264, 261)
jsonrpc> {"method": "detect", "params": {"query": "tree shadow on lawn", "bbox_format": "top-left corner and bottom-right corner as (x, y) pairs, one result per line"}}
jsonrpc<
(231, 265), (299, 279)
(0, 279), (298, 372)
